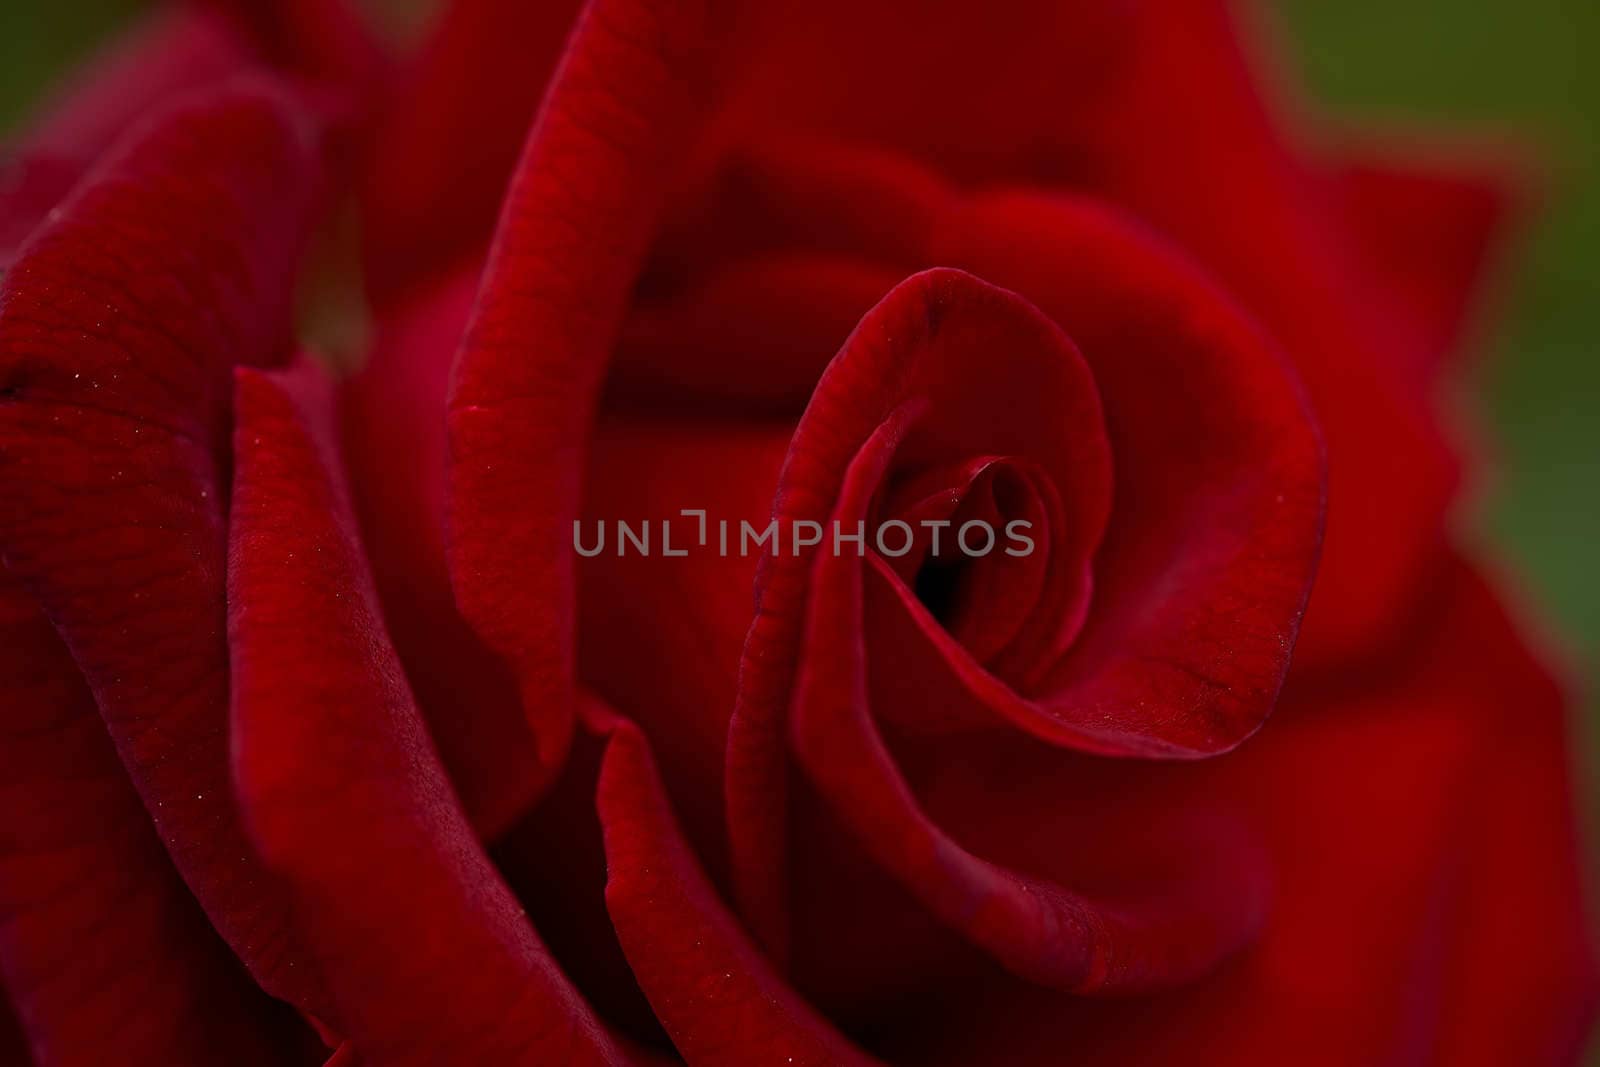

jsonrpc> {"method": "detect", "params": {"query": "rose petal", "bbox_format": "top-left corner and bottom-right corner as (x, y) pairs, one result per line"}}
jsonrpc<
(642, 137), (956, 295)
(725, 236), (1320, 954)
(1428, 566), (1599, 1066)
(490, 715), (666, 1045)
(230, 361), (632, 1065)
(340, 266), (544, 838)
(1323, 142), (1529, 390)
(636, 152), (1325, 752)
(934, 193), (1325, 752)
(447, 0), (725, 799)
(650, 0), (1467, 670)
(13, 8), (252, 158)
(578, 414), (793, 881)
(0, 80), (331, 1015)
(0, 570), (296, 1066)
(784, 370), (1266, 995)
(0, 156), (82, 271)
(1, 9), (253, 266)
(612, 254), (906, 415)
(874, 455), (1070, 673)
(590, 698), (879, 1066)
(862, 555), (1599, 1066)
(701, 2), (1134, 181)
(361, 0), (583, 300)
(1068, 0), (1459, 666)
(201, 0), (389, 92)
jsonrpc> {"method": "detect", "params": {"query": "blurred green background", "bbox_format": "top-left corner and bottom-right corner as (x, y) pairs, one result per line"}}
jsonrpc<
(1275, 6), (1599, 1062)
(1277, 0), (1600, 734)
(1, 0), (1596, 1058)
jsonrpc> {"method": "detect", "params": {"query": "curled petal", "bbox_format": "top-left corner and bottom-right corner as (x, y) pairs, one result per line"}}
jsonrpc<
(730, 269), (1274, 987)
(811, 408), (1266, 991)
(0, 79), (331, 1014)
(727, 245), (1320, 963)
(591, 698), (878, 1065)
(1070, 0), (1458, 666)
(933, 193), (1325, 753)
(230, 362), (630, 1065)
(866, 556), (1599, 1066)
(640, 154), (1324, 755)
(660, 0), (1465, 665)
(447, 0), (723, 798)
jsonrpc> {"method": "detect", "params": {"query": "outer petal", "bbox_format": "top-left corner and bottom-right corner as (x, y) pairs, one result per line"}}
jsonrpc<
(1, 8), (253, 265)
(446, 0), (723, 798)
(700, 0), (1134, 179)
(1322, 141), (1529, 389)
(1067, 0), (1460, 666)
(0, 570), (292, 1067)
(11, 9), (250, 160)
(0, 155), (81, 271)
(230, 361), (631, 1065)
(0, 81), (331, 1015)
(361, 0), (582, 300)
(1430, 568), (1599, 1066)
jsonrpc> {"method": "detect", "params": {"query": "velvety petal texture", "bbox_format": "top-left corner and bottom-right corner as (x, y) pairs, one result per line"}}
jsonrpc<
(230, 361), (629, 1064)
(0, 570), (290, 1067)
(1062, 0), (1462, 666)
(0, 79), (332, 1017)
(0, 0), (1592, 1063)
(640, 0), (1476, 668)
(446, 0), (722, 800)
(341, 266), (543, 839)
(590, 697), (878, 1065)
(723, 259), (1319, 978)
(361, 0), (582, 300)
(857, 558), (1598, 1067)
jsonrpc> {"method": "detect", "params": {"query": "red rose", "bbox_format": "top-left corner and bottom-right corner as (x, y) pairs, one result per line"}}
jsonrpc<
(0, 2), (1594, 1066)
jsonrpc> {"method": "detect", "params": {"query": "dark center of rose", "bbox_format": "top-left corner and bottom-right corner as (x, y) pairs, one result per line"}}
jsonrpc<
(876, 455), (1080, 693)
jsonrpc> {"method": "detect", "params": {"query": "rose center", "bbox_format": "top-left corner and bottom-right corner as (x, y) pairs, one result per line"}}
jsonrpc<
(877, 455), (1085, 692)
